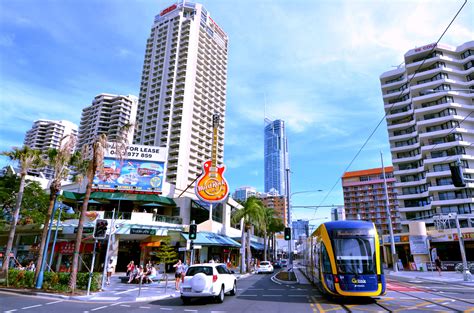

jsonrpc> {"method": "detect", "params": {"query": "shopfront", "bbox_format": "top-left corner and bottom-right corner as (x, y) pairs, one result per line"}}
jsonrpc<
(181, 232), (241, 266)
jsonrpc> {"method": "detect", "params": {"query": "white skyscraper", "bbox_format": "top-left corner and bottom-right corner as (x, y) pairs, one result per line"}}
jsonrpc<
(24, 119), (78, 178)
(77, 93), (138, 150)
(133, 2), (228, 193)
(380, 41), (473, 232)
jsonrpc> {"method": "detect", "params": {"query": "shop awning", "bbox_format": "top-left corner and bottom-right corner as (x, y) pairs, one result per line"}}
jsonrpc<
(181, 232), (241, 248)
(250, 241), (265, 251)
(62, 191), (175, 206)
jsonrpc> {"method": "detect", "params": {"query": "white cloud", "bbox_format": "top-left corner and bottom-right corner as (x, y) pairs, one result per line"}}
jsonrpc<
(0, 34), (14, 47)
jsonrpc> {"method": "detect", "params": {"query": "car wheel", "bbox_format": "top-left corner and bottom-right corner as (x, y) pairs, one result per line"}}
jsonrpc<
(229, 281), (236, 296)
(215, 286), (225, 303)
(181, 296), (191, 305)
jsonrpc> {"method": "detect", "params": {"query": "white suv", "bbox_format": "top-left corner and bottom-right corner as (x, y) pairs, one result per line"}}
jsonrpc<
(180, 263), (237, 304)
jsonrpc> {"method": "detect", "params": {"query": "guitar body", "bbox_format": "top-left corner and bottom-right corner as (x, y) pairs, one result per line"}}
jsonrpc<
(195, 160), (229, 202)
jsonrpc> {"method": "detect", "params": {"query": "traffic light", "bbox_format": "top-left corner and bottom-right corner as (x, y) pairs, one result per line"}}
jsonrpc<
(450, 163), (466, 188)
(94, 219), (108, 239)
(284, 227), (291, 240)
(189, 224), (197, 240)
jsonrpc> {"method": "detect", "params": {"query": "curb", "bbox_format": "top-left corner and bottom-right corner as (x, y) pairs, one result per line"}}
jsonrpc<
(135, 293), (179, 302)
(270, 271), (298, 285)
(0, 288), (77, 300)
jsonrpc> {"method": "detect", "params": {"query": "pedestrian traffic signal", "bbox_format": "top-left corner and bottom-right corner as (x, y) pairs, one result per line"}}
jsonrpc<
(284, 227), (291, 240)
(450, 163), (466, 187)
(94, 219), (108, 239)
(189, 224), (197, 240)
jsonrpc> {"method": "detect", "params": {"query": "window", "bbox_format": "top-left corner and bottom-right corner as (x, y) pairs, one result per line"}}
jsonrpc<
(187, 266), (213, 276)
(461, 49), (474, 59)
(216, 265), (228, 274)
(321, 244), (332, 273)
(333, 236), (376, 275)
(464, 61), (474, 70)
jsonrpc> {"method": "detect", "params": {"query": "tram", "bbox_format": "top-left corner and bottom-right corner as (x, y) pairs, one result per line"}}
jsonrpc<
(303, 220), (386, 297)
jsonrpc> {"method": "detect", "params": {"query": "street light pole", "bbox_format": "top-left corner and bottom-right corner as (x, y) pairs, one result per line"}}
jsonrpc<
(381, 151), (398, 272)
(452, 213), (471, 281)
(285, 168), (291, 265)
(36, 191), (61, 289)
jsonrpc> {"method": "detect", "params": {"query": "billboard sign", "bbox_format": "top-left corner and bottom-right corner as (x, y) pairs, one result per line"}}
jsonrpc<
(93, 144), (167, 193)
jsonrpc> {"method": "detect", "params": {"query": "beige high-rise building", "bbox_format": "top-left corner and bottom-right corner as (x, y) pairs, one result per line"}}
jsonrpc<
(380, 41), (474, 232)
(133, 2), (228, 194)
(77, 93), (138, 150)
(24, 119), (78, 179)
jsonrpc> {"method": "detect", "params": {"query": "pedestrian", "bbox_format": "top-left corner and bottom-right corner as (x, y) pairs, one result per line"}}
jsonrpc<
(126, 260), (135, 277)
(26, 260), (35, 272)
(106, 259), (115, 286)
(173, 259), (183, 290)
(435, 256), (442, 276)
(182, 259), (190, 283)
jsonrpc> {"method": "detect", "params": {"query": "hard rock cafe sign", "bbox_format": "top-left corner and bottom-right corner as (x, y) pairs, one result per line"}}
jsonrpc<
(195, 113), (229, 203)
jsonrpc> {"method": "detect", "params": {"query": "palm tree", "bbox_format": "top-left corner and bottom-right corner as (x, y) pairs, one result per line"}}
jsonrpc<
(1, 146), (45, 273)
(268, 217), (285, 261)
(231, 197), (263, 272)
(68, 134), (107, 292)
(261, 207), (274, 261)
(34, 136), (77, 281)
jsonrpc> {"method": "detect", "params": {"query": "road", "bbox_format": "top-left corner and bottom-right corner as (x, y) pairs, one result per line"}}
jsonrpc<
(1, 273), (474, 313)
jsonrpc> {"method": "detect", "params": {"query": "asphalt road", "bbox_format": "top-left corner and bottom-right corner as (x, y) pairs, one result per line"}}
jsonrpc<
(1, 273), (474, 313)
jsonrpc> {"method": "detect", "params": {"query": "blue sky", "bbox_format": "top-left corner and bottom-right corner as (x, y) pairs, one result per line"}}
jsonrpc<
(0, 0), (472, 227)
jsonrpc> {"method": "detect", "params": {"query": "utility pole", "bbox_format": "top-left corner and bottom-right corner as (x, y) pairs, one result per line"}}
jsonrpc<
(381, 151), (398, 272)
(453, 213), (471, 281)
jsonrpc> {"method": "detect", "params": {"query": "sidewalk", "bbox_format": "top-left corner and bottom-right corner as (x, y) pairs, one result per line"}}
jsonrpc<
(0, 270), (253, 303)
(386, 269), (474, 287)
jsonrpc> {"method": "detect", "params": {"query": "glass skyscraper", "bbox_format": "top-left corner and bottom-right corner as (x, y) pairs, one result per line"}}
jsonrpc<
(264, 118), (289, 195)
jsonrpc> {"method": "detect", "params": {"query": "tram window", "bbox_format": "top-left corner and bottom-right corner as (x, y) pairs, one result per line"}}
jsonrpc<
(333, 238), (376, 274)
(321, 244), (332, 273)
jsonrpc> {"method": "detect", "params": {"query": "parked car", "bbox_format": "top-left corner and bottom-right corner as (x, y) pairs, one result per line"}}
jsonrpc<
(180, 263), (237, 304)
(280, 259), (288, 267)
(273, 261), (282, 269)
(256, 261), (274, 274)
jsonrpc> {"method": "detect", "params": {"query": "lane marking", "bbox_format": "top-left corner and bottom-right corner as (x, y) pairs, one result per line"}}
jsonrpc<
(120, 304), (131, 307)
(184, 310), (197, 312)
(160, 309), (172, 311)
(5, 310), (18, 313)
(262, 294), (280, 297)
(45, 300), (63, 305)
(288, 295), (306, 297)
(115, 288), (140, 294)
(91, 306), (108, 311)
(21, 304), (42, 310)
(139, 306), (151, 309)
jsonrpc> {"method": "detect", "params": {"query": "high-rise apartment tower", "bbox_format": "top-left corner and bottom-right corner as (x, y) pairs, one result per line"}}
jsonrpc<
(77, 93), (138, 150)
(380, 41), (473, 232)
(264, 119), (289, 196)
(342, 167), (401, 235)
(133, 2), (228, 193)
(24, 119), (78, 179)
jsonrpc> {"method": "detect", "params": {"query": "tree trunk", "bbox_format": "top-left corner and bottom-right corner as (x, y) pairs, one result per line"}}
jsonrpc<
(246, 226), (252, 272)
(1, 173), (26, 273)
(68, 172), (93, 292)
(34, 187), (58, 281)
(240, 218), (245, 274)
(263, 232), (268, 261)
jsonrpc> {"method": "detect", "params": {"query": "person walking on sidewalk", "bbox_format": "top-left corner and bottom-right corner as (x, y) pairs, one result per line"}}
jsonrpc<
(106, 259), (115, 286)
(435, 256), (442, 276)
(173, 259), (184, 290)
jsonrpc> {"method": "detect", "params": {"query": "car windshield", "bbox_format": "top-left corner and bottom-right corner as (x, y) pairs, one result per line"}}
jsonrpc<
(260, 262), (270, 266)
(333, 237), (376, 274)
(186, 266), (213, 276)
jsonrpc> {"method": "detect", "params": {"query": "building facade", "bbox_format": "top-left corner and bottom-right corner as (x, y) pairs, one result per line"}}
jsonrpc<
(264, 119), (289, 196)
(77, 93), (138, 150)
(133, 2), (229, 194)
(232, 186), (257, 203)
(331, 206), (346, 221)
(380, 41), (474, 232)
(342, 167), (402, 235)
(24, 119), (78, 179)
(291, 219), (309, 241)
(260, 192), (288, 226)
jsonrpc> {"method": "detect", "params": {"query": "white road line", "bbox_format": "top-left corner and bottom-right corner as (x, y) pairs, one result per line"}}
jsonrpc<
(268, 288), (284, 290)
(184, 310), (197, 312)
(262, 294), (279, 297)
(45, 300), (63, 305)
(21, 304), (42, 310)
(109, 303), (123, 307)
(115, 288), (140, 294)
(210, 311), (227, 313)
(288, 295), (306, 297)
(242, 294), (257, 296)
(91, 306), (108, 311)
(139, 306), (151, 309)
(248, 288), (264, 290)
(5, 310), (18, 313)
(159, 309), (172, 311)
(426, 305), (436, 308)
(120, 305), (131, 307)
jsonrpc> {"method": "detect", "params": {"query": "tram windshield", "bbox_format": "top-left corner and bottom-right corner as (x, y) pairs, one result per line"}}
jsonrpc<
(333, 237), (376, 275)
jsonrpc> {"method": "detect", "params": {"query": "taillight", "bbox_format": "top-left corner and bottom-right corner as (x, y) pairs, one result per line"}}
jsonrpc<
(333, 275), (340, 283)
(213, 274), (218, 282)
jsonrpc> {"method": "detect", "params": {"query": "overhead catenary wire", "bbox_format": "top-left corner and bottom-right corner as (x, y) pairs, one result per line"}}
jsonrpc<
(312, 0), (469, 217)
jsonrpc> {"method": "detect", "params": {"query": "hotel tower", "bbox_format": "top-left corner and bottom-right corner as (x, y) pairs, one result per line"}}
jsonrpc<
(133, 2), (228, 193)
(380, 41), (474, 232)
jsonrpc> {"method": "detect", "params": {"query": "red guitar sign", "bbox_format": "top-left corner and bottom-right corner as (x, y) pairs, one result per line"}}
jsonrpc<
(195, 113), (229, 203)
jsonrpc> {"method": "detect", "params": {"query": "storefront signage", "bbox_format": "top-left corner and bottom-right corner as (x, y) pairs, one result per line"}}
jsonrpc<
(160, 4), (177, 16)
(454, 232), (474, 241)
(409, 235), (429, 254)
(383, 235), (409, 244)
(74, 227), (94, 234)
(130, 228), (156, 235)
(414, 43), (436, 53)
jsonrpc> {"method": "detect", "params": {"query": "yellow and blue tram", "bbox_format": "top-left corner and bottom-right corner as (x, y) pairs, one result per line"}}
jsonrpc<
(303, 220), (386, 297)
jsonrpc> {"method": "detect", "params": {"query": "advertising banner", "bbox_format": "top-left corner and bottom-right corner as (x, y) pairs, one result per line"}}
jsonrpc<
(93, 143), (167, 193)
(409, 235), (429, 254)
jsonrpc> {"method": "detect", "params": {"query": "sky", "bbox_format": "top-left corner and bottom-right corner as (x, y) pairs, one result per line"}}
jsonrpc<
(0, 0), (472, 228)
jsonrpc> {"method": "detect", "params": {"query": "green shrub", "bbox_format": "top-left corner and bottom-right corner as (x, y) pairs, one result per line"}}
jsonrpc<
(3, 269), (102, 292)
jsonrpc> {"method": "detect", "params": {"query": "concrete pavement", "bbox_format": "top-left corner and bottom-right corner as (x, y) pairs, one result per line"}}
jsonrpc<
(386, 269), (474, 287)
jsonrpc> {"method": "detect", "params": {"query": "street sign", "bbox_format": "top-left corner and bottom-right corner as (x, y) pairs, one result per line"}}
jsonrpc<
(178, 247), (187, 252)
(193, 245), (202, 250)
